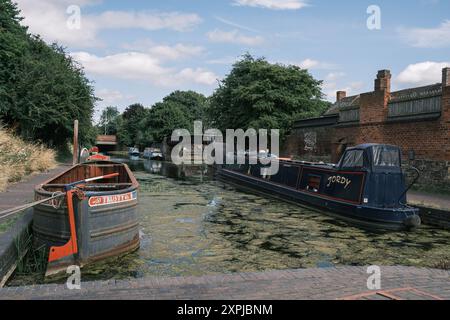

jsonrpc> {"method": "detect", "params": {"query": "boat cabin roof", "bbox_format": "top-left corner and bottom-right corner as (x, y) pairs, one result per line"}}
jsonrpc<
(345, 143), (399, 151)
(338, 144), (402, 172)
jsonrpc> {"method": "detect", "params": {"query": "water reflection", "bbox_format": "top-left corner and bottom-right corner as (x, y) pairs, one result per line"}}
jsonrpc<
(7, 160), (450, 285)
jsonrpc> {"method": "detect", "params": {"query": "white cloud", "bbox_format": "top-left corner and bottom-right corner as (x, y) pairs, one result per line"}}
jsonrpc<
(207, 29), (264, 46)
(96, 89), (125, 105)
(232, 0), (308, 10)
(398, 20), (450, 48)
(15, 0), (202, 47)
(322, 80), (365, 102)
(93, 10), (202, 32)
(122, 40), (205, 61)
(325, 72), (346, 81)
(71, 51), (218, 86)
(291, 59), (337, 70)
(298, 58), (319, 69)
(206, 56), (240, 65)
(397, 61), (449, 85)
(172, 68), (218, 87)
(147, 44), (205, 61)
(94, 88), (138, 122)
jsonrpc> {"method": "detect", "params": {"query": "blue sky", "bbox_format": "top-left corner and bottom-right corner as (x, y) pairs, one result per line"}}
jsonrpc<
(14, 0), (450, 121)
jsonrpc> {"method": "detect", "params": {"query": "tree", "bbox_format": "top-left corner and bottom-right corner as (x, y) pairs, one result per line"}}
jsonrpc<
(98, 106), (121, 135)
(143, 101), (191, 143)
(117, 103), (146, 147)
(162, 90), (208, 126)
(136, 91), (208, 147)
(207, 54), (330, 140)
(0, 0), (29, 122)
(0, 0), (96, 147)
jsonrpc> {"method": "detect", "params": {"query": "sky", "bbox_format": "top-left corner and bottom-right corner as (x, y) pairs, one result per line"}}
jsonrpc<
(13, 0), (450, 122)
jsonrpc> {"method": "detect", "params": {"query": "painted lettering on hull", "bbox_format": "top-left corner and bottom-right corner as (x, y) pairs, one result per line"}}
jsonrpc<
(327, 175), (352, 189)
(88, 191), (137, 207)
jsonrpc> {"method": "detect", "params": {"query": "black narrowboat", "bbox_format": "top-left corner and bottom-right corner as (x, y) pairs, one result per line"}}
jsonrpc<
(217, 144), (421, 231)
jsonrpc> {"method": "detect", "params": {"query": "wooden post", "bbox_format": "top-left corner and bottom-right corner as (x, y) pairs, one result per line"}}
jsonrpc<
(73, 120), (79, 165)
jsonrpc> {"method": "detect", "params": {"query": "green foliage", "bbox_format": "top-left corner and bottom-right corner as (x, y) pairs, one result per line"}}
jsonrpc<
(208, 54), (330, 140)
(117, 91), (208, 148)
(0, 0), (96, 147)
(117, 103), (146, 147)
(161, 90), (208, 126)
(98, 106), (121, 135)
(141, 90), (208, 144)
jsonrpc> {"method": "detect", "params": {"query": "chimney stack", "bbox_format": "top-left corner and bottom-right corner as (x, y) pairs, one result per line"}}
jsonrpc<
(443, 67), (450, 87)
(336, 91), (347, 102)
(374, 69), (391, 93)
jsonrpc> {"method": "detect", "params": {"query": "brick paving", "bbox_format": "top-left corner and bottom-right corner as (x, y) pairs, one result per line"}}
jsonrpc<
(0, 266), (448, 300)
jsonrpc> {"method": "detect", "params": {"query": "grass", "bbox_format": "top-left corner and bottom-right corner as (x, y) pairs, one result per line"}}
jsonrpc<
(0, 213), (21, 235)
(0, 128), (57, 192)
(14, 227), (48, 275)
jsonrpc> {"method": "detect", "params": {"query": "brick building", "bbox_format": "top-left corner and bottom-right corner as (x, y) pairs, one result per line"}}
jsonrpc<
(283, 68), (450, 192)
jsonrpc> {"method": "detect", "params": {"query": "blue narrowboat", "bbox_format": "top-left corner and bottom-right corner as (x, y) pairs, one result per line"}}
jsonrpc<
(217, 144), (421, 231)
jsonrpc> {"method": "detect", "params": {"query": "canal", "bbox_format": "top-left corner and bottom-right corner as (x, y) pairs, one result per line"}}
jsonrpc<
(7, 159), (450, 286)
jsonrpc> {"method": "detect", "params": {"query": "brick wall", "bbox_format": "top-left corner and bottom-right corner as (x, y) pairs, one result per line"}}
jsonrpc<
(332, 75), (450, 192)
(283, 126), (333, 162)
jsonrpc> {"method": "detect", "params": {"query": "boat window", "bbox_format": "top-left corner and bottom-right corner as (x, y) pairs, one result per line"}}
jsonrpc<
(306, 174), (321, 192)
(372, 146), (400, 167)
(340, 150), (364, 168)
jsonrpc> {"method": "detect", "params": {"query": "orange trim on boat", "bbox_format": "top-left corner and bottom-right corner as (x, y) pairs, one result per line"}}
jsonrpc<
(48, 190), (79, 262)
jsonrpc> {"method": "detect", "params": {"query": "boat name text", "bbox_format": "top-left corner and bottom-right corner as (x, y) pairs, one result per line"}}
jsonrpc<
(88, 191), (137, 207)
(327, 175), (352, 189)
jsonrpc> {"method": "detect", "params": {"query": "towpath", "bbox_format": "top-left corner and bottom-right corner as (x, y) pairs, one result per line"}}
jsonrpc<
(408, 190), (450, 211)
(0, 164), (69, 213)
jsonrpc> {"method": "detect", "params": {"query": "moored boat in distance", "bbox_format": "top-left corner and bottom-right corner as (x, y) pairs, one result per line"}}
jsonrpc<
(81, 146), (111, 162)
(143, 147), (164, 160)
(128, 147), (140, 157)
(217, 144), (421, 231)
(33, 160), (140, 275)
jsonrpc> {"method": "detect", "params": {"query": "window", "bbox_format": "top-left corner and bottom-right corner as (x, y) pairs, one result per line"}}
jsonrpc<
(372, 146), (400, 167)
(340, 150), (364, 168)
(306, 175), (321, 192)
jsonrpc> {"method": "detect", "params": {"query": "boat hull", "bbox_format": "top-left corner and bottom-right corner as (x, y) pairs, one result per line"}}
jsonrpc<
(33, 161), (140, 269)
(217, 168), (420, 231)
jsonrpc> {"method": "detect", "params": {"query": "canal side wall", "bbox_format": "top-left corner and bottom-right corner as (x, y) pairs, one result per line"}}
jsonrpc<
(0, 209), (33, 287)
(418, 206), (450, 230)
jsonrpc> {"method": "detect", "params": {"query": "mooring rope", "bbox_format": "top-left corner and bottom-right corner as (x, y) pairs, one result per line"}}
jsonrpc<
(0, 192), (66, 222)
